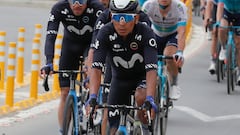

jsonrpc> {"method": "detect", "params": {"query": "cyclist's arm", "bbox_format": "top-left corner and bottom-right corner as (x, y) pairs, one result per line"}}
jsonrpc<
(216, 1), (224, 23)
(146, 70), (157, 97)
(176, 3), (187, 52)
(44, 6), (61, 64)
(204, 0), (213, 27)
(177, 26), (186, 52)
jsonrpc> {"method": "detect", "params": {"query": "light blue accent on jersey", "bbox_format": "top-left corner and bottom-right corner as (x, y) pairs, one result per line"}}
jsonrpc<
(139, 0), (147, 7)
(219, 0), (240, 14)
(153, 23), (178, 32)
(178, 22), (187, 27)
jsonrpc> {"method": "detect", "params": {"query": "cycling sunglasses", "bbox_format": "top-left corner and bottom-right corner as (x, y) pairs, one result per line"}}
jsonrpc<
(69, 0), (87, 5)
(111, 13), (136, 23)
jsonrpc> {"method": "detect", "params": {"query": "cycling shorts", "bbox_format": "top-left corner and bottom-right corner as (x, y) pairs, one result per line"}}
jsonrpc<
(107, 78), (146, 128)
(58, 39), (89, 87)
(223, 9), (240, 36)
(155, 32), (178, 55)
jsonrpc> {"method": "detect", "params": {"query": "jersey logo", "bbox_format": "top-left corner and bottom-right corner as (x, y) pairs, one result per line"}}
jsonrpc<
(67, 25), (93, 35)
(135, 34), (142, 41)
(61, 8), (69, 15)
(109, 33), (118, 41)
(48, 14), (55, 22)
(113, 53), (143, 69)
(109, 110), (120, 117)
(149, 38), (157, 48)
(95, 21), (105, 30)
(86, 8), (93, 14)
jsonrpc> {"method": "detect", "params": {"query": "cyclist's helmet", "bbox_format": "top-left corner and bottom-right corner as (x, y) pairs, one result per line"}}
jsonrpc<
(109, 0), (140, 13)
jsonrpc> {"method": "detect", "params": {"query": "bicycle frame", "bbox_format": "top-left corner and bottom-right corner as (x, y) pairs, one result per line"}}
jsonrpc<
(157, 55), (171, 108)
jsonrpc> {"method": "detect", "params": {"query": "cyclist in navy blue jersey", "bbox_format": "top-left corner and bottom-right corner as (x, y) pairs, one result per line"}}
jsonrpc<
(40, 0), (104, 133)
(86, 0), (158, 134)
(87, 1), (151, 133)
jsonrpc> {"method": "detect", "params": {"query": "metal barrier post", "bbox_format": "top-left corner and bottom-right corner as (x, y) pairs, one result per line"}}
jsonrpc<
(5, 42), (17, 107)
(30, 38), (40, 99)
(0, 31), (6, 91)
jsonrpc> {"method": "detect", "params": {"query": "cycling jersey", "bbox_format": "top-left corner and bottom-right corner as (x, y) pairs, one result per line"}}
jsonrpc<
(219, 0), (240, 14)
(142, 0), (187, 37)
(44, 0), (104, 64)
(91, 9), (151, 47)
(91, 23), (158, 80)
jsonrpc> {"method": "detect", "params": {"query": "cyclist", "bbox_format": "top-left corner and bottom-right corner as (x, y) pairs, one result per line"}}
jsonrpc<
(217, 0), (240, 85)
(86, 0), (158, 134)
(40, 0), (104, 134)
(193, 0), (201, 16)
(204, 0), (219, 74)
(88, 0), (152, 134)
(142, 0), (187, 100)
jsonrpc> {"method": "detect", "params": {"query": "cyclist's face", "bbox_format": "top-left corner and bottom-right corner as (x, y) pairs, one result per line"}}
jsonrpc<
(111, 13), (139, 37)
(158, 0), (171, 6)
(69, 1), (87, 16)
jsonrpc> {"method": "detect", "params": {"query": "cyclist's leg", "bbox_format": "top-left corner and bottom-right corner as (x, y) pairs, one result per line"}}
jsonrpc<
(208, 4), (218, 74)
(107, 78), (136, 135)
(134, 80), (147, 123)
(232, 15), (240, 84)
(58, 51), (80, 131)
(163, 33), (181, 99)
(102, 57), (111, 135)
(218, 9), (229, 60)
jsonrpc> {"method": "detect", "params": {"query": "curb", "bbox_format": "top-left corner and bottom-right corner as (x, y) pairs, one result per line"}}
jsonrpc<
(0, 91), (60, 116)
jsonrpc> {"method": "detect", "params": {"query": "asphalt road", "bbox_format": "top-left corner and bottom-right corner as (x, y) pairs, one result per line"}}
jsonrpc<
(0, 5), (240, 135)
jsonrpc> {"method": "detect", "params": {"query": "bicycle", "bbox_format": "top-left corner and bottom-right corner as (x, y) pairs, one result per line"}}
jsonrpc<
(89, 103), (153, 135)
(219, 24), (240, 94)
(42, 58), (101, 135)
(154, 55), (181, 135)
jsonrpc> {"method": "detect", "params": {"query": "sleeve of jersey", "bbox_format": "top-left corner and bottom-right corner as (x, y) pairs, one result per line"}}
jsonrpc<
(177, 3), (188, 27)
(143, 27), (158, 72)
(91, 28), (108, 70)
(90, 12), (108, 49)
(44, 6), (61, 64)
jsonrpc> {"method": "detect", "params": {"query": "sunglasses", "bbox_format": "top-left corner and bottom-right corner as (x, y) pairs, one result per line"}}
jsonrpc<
(69, 0), (87, 5)
(111, 13), (136, 23)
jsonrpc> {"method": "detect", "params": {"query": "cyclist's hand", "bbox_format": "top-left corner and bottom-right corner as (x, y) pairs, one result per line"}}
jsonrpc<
(40, 63), (53, 79)
(143, 96), (157, 120)
(173, 50), (184, 67)
(85, 94), (97, 116)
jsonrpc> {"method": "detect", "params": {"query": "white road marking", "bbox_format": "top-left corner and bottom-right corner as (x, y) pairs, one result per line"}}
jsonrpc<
(175, 106), (240, 122)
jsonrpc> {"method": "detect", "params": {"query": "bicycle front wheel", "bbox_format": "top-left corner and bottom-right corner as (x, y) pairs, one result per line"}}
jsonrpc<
(62, 95), (81, 135)
(154, 77), (170, 135)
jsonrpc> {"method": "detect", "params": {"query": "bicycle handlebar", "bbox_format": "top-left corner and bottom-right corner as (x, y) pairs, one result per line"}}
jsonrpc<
(158, 55), (182, 73)
(42, 70), (82, 92)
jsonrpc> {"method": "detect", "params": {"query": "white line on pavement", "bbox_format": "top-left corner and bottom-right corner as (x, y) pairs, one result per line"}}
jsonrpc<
(175, 106), (240, 122)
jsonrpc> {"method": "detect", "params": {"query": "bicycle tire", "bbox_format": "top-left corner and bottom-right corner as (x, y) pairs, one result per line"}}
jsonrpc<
(154, 76), (170, 135)
(227, 44), (233, 94)
(62, 95), (82, 135)
(160, 78), (170, 135)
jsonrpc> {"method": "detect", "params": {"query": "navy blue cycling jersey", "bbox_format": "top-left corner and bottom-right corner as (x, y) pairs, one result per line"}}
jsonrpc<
(44, 0), (104, 64)
(92, 23), (158, 79)
(91, 9), (151, 46)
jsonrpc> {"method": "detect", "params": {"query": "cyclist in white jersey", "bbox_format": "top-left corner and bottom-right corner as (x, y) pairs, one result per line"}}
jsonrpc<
(217, 0), (240, 85)
(142, 0), (187, 100)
